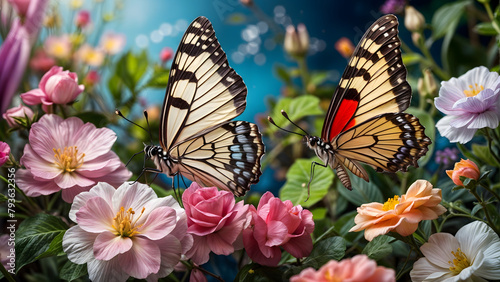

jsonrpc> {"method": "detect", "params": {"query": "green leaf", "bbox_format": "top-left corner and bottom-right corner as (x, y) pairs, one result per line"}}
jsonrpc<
(336, 175), (384, 207)
(308, 71), (329, 86)
(74, 112), (109, 127)
(15, 213), (69, 271)
(406, 107), (435, 167)
(472, 144), (500, 167)
(303, 237), (346, 269)
(115, 51), (150, 93)
(145, 66), (170, 89)
(268, 96), (323, 134)
(236, 263), (286, 282)
(0, 193), (7, 203)
(362, 235), (394, 261)
(432, 0), (470, 39)
(280, 157), (334, 207)
(36, 232), (65, 259)
(332, 211), (357, 237)
(60, 260), (88, 281)
(275, 65), (292, 84)
(311, 207), (327, 220)
(475, 22), (497, 36)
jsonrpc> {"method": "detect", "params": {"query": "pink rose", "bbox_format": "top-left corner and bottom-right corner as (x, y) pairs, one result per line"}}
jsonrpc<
(183, 183), (250, 265)
(21, 66), (84, 112)
(2, 103), (34, 128)
(0, 142), (10, 167)
(243, 192), (315, 267)
(29, 49), (56, 72)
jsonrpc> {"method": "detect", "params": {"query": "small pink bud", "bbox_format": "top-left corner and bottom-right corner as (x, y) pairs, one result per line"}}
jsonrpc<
(160, 47), (174, 63)
(75, 10), (91, 28)
(446, 159), (480, 186)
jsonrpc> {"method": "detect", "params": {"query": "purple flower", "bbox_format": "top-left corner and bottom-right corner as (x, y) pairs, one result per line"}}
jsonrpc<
(16, 114), (132, 202)
(0, 0), (48, 114)
(435, 66), (500, 144)
(435, 147), (459, 167)
(380, 0), (405, 14)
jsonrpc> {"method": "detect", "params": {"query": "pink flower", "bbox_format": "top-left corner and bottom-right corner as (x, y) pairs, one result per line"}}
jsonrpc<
(21, 66), (84, 112)
(242, 192), (314, 267)
(446, 159), (480, 186)
(183, 183), (250, 265)
(75, 10), (90, 28)
(29, 49), (56, 72)
(0, 142), (10, 167)
(62, 182), (193, 281)
(349, 180), (446, 241)
(16, 114), (131, 202)
(99, 32), (126, 55)
(2, 103), (34, 128)
(83, 70), (100, 87)
(0, 0), (49, 113)
(160, 47), (173, 63)
(290, 255), (396, 282)
(74, 44), (105, 67)
(43, 35), (72, 59)
(190, 268), (207, 282)
(0, 234), (14, 272)
(7, 0), (30, 17)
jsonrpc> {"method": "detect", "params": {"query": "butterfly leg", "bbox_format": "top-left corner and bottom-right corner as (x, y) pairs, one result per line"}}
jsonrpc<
(306, 160), (328, 202)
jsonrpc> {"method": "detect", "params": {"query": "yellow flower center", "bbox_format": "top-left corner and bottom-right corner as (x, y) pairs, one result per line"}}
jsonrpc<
(383, 195), (400, 211)
(53, 146), (85, 173)
(112, 206), (145, 237)
(448, 248), (471, 275)
(324, 271), (342, 282)
(463, 84), (484, 97)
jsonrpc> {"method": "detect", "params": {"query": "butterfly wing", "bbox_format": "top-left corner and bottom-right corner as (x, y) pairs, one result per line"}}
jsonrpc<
(322, 14), (411, 142)
(332, 113), (430, 187)
(160, 16), (247, 150)
(170, 121), (264, 197)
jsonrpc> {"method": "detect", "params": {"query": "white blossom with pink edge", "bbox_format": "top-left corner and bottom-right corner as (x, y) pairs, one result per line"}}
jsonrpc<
(16, 114), (131, 202)
(63, 182), (193, 282)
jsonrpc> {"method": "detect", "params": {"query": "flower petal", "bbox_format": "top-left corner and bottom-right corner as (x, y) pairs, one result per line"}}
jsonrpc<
(69, 182), (116, 222)
(112, 182), (157, 214)
(76, 196), (114, 233)
(16, 168), (61, 197)
(120, 236), (161, 279)
(421, 233), (459, 268)
(410, 257), (451, 282)
(93, 231), (132, 260)
(140, 206), (177, 240)
(87, 257), (129, 282)
(145, 234), (182, 281)
(62, 225), (98, 264)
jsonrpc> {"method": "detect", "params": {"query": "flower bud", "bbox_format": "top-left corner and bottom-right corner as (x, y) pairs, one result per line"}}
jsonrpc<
(405, 6), (425, 32)
(240, 0), (253, 6)
(84, 70), (100, 87)
(411, 32), (423, 46)
(75, 10), (91, 28)
(423, 69), (438, 97)
(2, 104), (34, 128)
(160, 47), (173, 63)
(0, 142), (10, 167)
(446, 159), (480, 186)
(284, 24), (309, 57)
(418, 77), (426, 97)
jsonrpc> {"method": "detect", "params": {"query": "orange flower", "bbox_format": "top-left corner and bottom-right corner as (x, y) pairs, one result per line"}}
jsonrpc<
(349, 180), (446, 241)
(446, 159), (480, 186)
(335, 37), (355, 58)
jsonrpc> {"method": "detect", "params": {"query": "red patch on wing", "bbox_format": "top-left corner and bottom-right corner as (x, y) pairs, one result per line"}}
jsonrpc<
(329, 99), (358, 141)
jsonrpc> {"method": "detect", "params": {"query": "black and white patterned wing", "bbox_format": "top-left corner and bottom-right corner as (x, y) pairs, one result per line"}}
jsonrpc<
(160, 16), (247, 151)
(171, 121), (264, 197)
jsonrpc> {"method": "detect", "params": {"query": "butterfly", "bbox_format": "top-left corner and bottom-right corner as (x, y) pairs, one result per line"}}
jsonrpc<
(143, 16), (264, 197)
(269, 14), (431, 190)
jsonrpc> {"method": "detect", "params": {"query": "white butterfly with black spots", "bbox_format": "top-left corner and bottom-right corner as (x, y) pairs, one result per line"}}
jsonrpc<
(144, 16), (265, 197)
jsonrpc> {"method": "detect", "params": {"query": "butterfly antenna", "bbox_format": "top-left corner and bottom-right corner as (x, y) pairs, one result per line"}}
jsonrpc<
(125, 150), (145, 167)
(142, 110), (154, 143)
(115, 109), (150, 136)
(280, 110), (310, 136)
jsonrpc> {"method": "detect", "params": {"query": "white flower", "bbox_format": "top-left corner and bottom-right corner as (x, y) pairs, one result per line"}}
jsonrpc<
(410, 221), (500, 282)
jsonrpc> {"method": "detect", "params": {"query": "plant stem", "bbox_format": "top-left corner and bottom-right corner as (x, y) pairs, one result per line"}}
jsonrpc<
(484, 128), (500, 164)
(469, 187), (500, 236)
(396, 248), (413, 280)
(479, 182), (500, 202)
(0, 263), (15, 282)
(296, 56), (310, 94)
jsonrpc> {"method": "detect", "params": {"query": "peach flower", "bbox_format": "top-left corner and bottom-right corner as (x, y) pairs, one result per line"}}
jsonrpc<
(349, 180), (446, 241)
(290, 255), (395, 282)
(446, 159), (480, 186)
(335, 37), (355, 58)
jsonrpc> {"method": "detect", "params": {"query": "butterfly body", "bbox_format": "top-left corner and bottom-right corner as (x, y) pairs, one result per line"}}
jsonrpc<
(144, 16), (264, 197)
